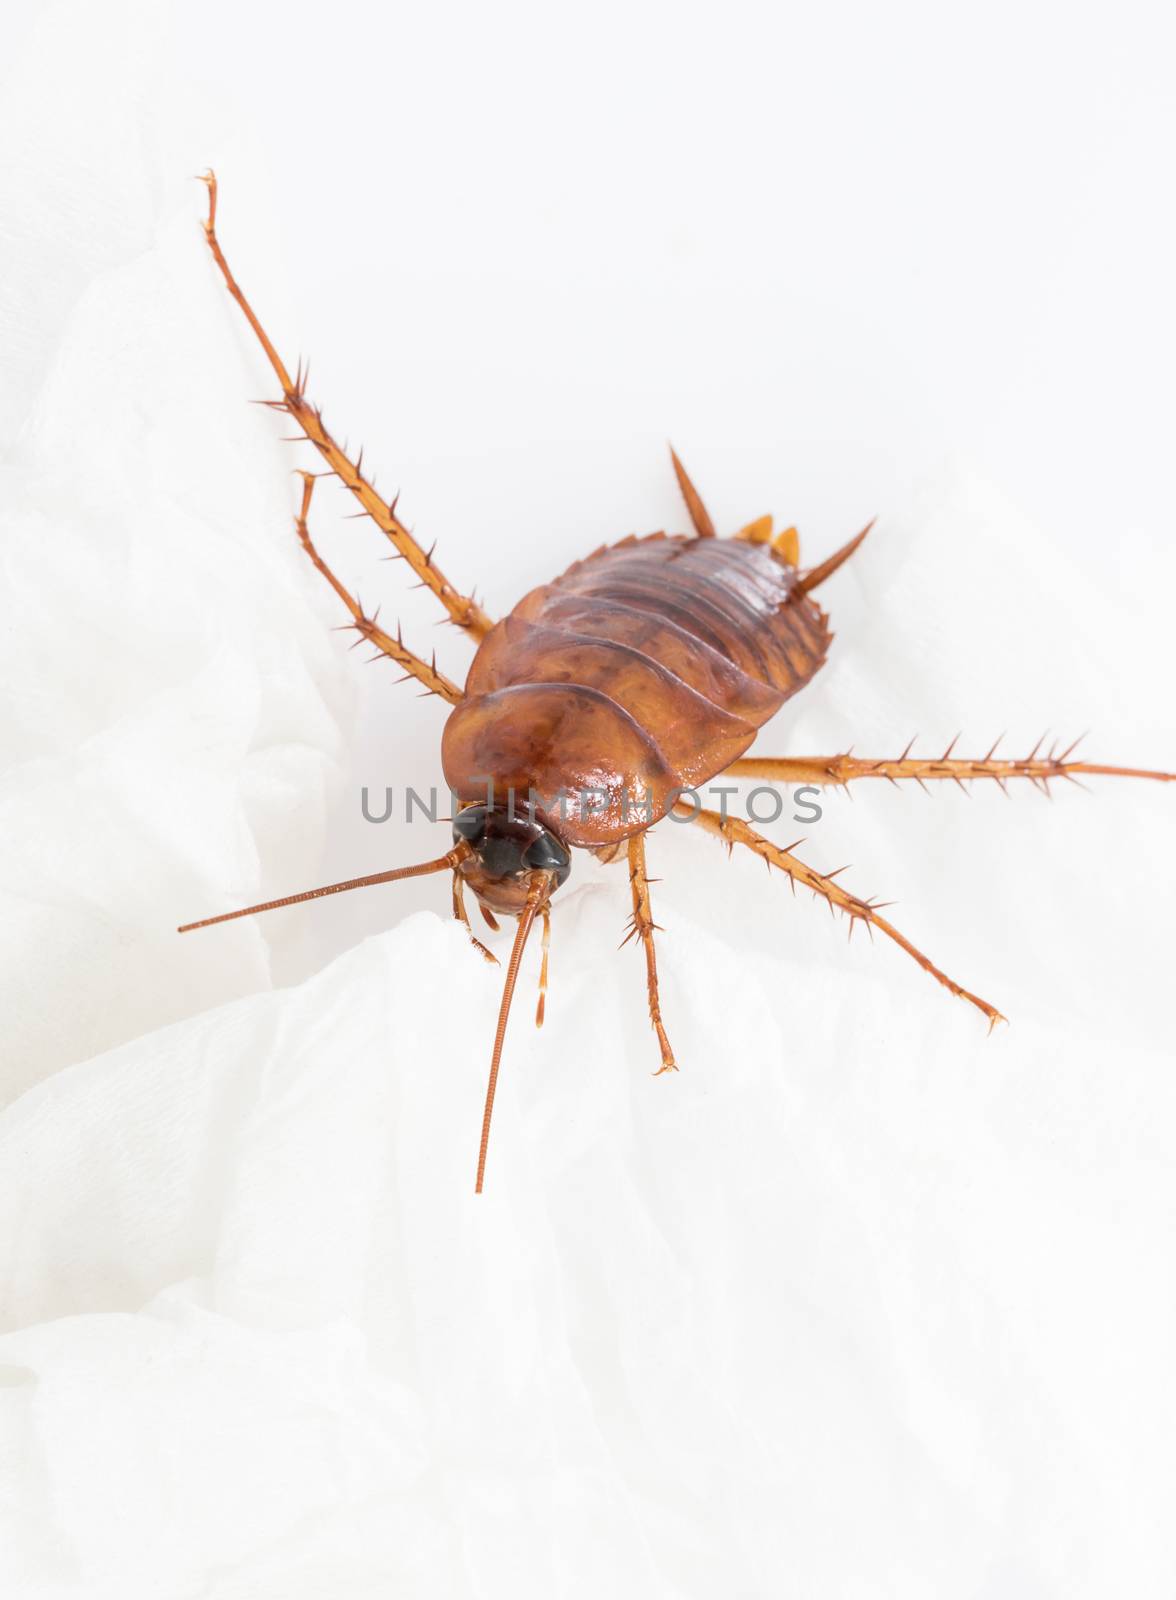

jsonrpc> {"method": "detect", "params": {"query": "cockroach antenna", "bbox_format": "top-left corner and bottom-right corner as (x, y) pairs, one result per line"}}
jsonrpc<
(475, 872), (551, 1193)
(178, 847), (469, 934)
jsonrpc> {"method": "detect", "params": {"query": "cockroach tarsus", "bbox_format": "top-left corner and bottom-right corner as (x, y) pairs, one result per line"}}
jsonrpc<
(181, 172), (1175, 1193)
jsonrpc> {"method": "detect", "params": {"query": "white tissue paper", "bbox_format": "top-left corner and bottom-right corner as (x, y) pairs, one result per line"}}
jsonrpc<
(3, 12), (1176, 1599)
(0, 53), (356, 1102)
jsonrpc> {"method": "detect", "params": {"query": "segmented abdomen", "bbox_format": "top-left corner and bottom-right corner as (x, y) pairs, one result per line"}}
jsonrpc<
(443, 533), (830, 844)
(464, 534), (832, 771)
(494, 531), (826, 732)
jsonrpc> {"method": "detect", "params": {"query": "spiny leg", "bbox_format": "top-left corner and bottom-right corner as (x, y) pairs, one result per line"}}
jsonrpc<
(683, 803), (1005, 1030)
(725, 734), (1176, 794)
(622, 832), (678, 1073)
(295, 473), (461, 702)
(669, 445), (716, 538)
(200, 171), (492, 641)
(452, 869), (497, 964)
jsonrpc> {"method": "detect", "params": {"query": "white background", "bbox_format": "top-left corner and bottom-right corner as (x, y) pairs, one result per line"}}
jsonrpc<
(2, 2), (1175, 1595)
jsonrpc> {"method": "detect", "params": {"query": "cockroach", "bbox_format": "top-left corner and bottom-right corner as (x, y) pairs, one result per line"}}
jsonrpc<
(181, 173), (1174, 1192)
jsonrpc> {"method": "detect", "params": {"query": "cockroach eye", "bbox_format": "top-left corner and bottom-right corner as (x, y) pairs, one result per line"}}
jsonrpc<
(453, 804), (574, 891)
(480, 834), (526, 878)
(452, 806), (488, 845)
(523, 832), (570, 874)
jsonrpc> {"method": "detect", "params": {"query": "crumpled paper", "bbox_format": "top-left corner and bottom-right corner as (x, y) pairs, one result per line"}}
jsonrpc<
(0, 14), (356, 1103)
(4, 7), (1176, 1598)
(3, 853), (1176, 1597)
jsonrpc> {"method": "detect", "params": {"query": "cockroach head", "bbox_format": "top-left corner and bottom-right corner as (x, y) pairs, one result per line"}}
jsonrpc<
(452, 800), (571, 914)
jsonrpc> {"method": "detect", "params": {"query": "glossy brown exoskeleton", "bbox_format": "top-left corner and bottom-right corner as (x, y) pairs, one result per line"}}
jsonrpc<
(182, 175), (1174, 1191)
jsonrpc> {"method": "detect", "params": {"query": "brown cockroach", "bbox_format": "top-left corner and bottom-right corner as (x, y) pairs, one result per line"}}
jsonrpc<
(181, 174), (1174, 1192)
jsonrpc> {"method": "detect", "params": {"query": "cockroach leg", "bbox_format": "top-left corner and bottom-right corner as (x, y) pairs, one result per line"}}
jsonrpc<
(669, 445), (717, 538)
(622, 833), (678, 1074)
(724, 737), (1176, 794)
(535, 905), (551, 1027)
(294, 473), (462, 702)
(199, 171), (492, 642)
(683, 803), (1006, 1031)
(452, 870), (498, 964)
